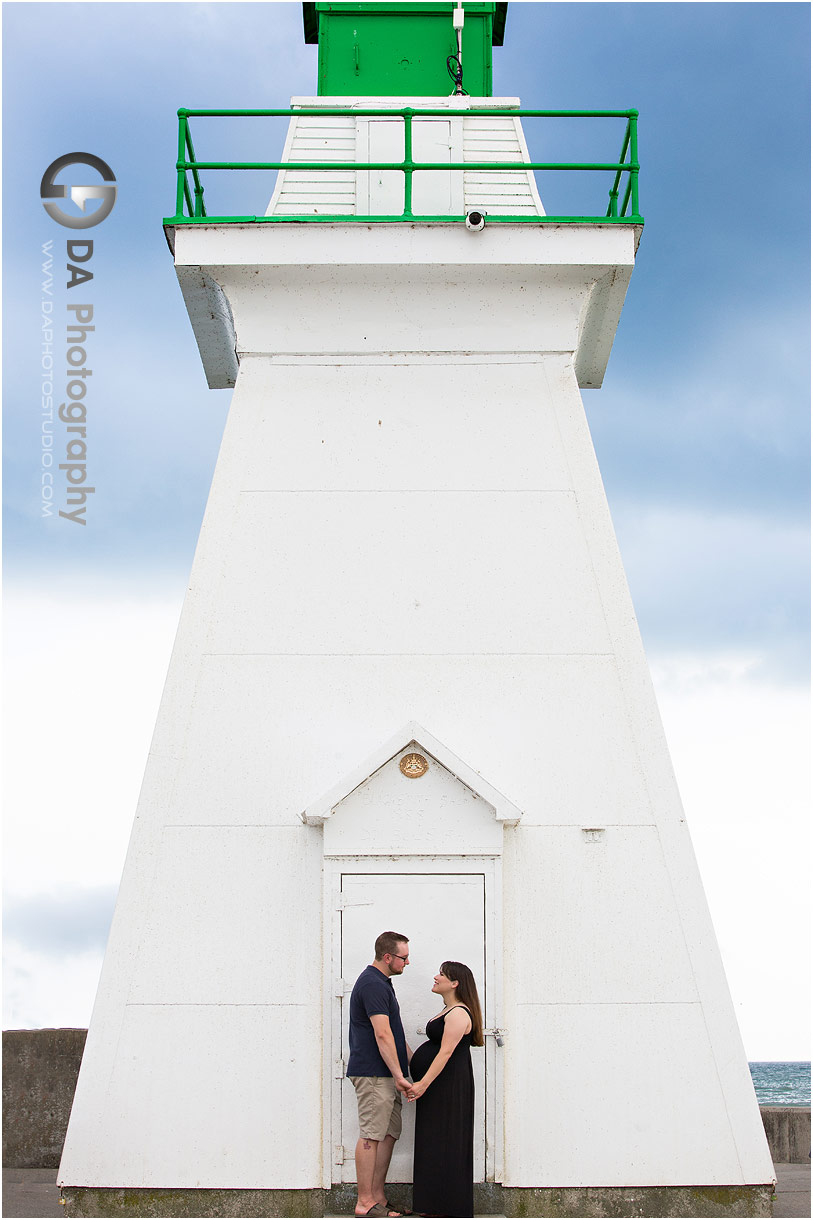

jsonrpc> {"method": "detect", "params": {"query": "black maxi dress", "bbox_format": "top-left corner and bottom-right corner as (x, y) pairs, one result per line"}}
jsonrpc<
(409, 1005), (474, 1218)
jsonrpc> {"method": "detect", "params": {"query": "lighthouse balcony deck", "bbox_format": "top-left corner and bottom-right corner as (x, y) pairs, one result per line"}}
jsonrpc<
(164, 101), (641, 228)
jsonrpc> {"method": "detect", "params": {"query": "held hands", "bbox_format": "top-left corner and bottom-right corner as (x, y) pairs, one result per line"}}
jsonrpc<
(395, 1075), (412, 1096)
(405, 1078), (428, 1102)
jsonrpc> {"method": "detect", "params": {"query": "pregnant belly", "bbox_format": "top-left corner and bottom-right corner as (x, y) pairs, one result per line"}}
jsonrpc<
(409, 1040), (438, 1078)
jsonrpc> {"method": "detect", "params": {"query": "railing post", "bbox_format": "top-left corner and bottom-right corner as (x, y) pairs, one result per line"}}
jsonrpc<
(628, 110), (640, 218)
(402, 108), (414, 219)
(175, 110), (189, 219)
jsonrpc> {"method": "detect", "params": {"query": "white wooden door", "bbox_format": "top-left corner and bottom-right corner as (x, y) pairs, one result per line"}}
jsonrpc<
(357, 119), (463, 217)
(338, 872), (486, 1183)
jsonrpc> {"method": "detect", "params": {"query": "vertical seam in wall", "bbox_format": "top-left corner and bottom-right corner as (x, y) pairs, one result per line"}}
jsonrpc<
(541, 354), (615, 654)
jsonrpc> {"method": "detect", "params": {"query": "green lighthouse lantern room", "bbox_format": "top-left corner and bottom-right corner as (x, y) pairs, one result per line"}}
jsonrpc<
(303, 1), (507, 96)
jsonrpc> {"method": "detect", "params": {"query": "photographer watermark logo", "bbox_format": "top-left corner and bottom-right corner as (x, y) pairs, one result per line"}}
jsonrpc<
(40, 153), (117, 229)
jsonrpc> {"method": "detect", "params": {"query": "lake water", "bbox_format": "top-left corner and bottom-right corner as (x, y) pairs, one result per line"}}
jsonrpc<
(749, 1062), (811, 1106)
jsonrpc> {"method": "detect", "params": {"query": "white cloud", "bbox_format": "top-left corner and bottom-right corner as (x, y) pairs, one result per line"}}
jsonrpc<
(5, 886), (117, 956)
(651, 651), (810, 1059)
(613, 506), (809, 680)
(4, 944), (106, 1031)
(3, 581), (183, 896)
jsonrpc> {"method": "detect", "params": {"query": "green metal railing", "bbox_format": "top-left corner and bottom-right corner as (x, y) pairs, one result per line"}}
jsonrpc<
(164, 106), (641, 226)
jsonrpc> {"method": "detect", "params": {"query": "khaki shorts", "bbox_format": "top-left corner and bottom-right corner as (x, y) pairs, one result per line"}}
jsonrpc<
(349, 1076), (403, 1142)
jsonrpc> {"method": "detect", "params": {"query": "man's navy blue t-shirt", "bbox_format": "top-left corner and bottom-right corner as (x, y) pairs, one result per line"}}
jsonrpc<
(347, 964), (409, 1077)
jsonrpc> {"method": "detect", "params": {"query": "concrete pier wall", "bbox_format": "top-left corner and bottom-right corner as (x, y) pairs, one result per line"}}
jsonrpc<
(3, 1030), (87, 1169)
(760, 1106), (811, 1165)
(3, 1030), (809, 1170)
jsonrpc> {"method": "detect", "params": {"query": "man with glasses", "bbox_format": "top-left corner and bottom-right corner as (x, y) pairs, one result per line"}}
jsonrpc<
(348, 931), (412, 1218)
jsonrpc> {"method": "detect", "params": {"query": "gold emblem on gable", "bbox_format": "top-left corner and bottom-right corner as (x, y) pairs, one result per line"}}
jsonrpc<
(399, 752), (428, 779)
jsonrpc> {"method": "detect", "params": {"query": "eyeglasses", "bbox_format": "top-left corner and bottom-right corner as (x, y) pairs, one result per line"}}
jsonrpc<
(388, 952), (409, 962)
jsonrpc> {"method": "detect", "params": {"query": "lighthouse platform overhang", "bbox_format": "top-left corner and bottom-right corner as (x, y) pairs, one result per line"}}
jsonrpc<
(168, 221), (640, 391)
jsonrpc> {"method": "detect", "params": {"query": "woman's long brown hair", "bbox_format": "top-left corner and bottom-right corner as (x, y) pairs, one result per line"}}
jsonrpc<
(440, 960), (484, 1046)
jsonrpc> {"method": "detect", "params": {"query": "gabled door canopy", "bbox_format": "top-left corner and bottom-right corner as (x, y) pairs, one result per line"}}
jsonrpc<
(301, 721), (522, 827)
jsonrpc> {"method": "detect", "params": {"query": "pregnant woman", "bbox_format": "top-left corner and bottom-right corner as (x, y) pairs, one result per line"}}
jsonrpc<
(406, 961), (484, 1218)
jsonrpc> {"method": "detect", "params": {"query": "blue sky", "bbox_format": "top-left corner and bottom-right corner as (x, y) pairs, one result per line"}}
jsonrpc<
(3, 2), (810, 1056)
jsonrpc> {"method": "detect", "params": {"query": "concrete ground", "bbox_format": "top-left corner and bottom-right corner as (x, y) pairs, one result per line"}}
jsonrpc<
(2, 1165), (809, 1218)
(3, 1169), (64, 1219)
(771, 1163), (812, 1218)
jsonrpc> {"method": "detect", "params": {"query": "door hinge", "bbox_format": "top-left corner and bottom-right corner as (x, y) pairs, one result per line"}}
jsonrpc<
(336, 896), (374, 910)
(334, 1056), (346, 1079)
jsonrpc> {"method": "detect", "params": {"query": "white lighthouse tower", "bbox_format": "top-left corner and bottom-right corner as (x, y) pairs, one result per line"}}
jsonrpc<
(59, 4), (774, 1214)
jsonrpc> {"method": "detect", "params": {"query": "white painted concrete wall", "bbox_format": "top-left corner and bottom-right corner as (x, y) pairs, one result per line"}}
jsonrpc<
(60, 213), (773, 1193)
